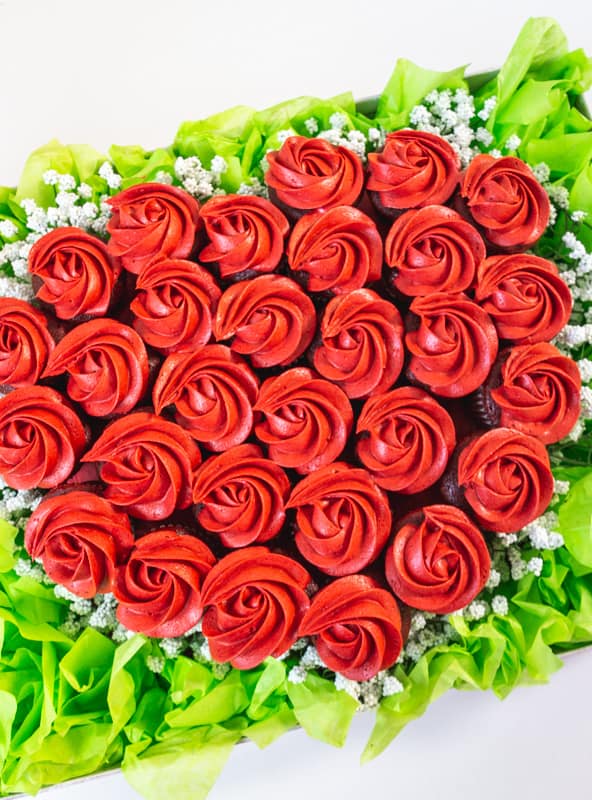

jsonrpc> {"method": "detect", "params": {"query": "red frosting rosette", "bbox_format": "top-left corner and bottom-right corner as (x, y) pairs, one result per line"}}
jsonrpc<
(489, 343), (581, 444)
(201, 547), (311, 669)
(265, 136), (364, 213)
(114, 528), (216, 637)
(286, 206), (383, 294)
(254, 367), (353, 474)
(384, 205), (485, 296)
(193, 443), (290, 548)
(312, 289), (404, 398)
(356, 386), (456, 493)
(0, 386), (87, 489)
(131, 258), (221, 354)
(199, 194), (289, 278)
(106, 183), (200, 274)
(25, 490), (134, 598)
(451, 428), (554, 533)
(42, 319), (149, 417)
(0, 298), (55, 387)
(82, 411), (201, 520)
(385, 504), (490, 614)
(287, 462), (392, 576)
(28, 227), (120, 320)
(474, 254), (572, 344)
(367, 129), (461, 212)
(298, 575), (403, 680)
(459, 154), (550, 250)
(406, 292), (499, 397)
(214, 274), (316, 368)
(153, 345), (259, 451)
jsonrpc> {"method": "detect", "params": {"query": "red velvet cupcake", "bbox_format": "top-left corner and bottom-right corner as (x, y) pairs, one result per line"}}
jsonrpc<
(312, 289), (404, 398)
(287, 462), (392, 576)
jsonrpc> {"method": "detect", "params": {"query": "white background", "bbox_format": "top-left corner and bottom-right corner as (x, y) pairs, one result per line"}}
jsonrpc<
(2, 1), (592, 798)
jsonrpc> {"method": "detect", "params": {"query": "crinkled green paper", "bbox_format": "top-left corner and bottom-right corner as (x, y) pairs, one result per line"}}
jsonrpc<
(1, 16), (592, 800)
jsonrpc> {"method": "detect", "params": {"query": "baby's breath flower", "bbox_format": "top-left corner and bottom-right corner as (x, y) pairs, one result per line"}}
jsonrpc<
(146, 655), (165, 674)
(532, 162), (551, 183)
(301, 644), (323, 668)
(527, 557), (544, 577)
(580, 386), (592, 417)
(475, 127), (494, 147)
(571, 210), (588, 223)
(409, 105), (432, 127)
(42, 169), (60, 186)
(465, 600), (489, 620)
(329, 112), (348, 131)
(276, 130), (292, 145)
(491, 595), (509, 615)
(212, 662), (230, 680)
(304, 117), (319, 135)
(288, 665), (307, 684)
(0, 220), (18, 239)
(334, 673), (360, 700)
(210, 155), (227, 175)
(548, 185), (570, 210)
(486, 568), (501, 590)
(477, 96), (497, 121)
(155, 170), (173, 185)
(77, 182), (93, 199)
(504, 134), (521, 152)
(578, 359), (592, 384)
(553, 478), (571, 496)
(160, 637), (184, 659)
(381, 675), (403, 696)
(14, 557), (45, 581)
(57, 174), (76, 192)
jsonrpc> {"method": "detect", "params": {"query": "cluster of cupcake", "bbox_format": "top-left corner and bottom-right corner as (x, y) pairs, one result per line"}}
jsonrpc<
(0, 129), (580, 680)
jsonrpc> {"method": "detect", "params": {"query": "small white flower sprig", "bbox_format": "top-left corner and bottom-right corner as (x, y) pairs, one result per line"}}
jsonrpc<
(406, 89), (525, 167)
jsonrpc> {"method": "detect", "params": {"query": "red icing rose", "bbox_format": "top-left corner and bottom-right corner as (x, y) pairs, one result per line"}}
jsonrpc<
(193, 444), (290, 548)
(82, 411), (201, 520)
(312, 289), (404, 398)
(131, 258), (221, 354)
(43, 319), (149, 417)
(114, 528), (216, 637)
(106, 183), (200, 274)
(474, 254), (572, 344)
(0, 386), (87, 489)
(406, 292), (499, 397)
(454, 428), (554, 533)
(201, 547), (311, 669)
(153, 345), (259, 451)
(286, 206), (383, 294)
(25, 490), (134, 598)
(254, 367), (353, 474)
(459, 155), (550, 250)
(214, 275), (316, 368)
(367, 129), (461, 210)
(356, 386), (456, 493)
(385, 504), (490, 614)
(489, 344), (581, 444)
(287, 462), (392, 576)
(0, 298), (55, 387)
(298, 575), (403, 680)
(199, 194), (289, 278)
(384, 205), (485, 296)
(265, 136), (364, 212)
(28, 227), (120, 320)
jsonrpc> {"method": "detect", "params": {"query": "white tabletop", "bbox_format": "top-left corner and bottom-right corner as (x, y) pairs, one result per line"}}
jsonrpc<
(2, 0), (592, 798)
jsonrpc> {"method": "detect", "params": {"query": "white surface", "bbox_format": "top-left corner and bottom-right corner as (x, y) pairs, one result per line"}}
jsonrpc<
(2, 1), (592, 798)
